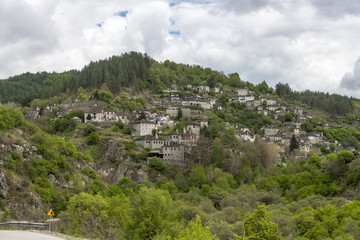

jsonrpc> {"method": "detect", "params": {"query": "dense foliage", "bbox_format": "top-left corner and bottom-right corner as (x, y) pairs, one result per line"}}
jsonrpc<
(275, 83), (354, 116)
(2, 53), (360, 240)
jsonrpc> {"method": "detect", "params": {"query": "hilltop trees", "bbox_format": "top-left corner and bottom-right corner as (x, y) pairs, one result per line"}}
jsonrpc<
(275, 82), (354, 116)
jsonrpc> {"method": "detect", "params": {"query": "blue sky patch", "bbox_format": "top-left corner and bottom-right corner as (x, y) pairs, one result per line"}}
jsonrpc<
(96, 22), (104, 28)
(114, 10), (129, 17)
(169, 30), (181, 35)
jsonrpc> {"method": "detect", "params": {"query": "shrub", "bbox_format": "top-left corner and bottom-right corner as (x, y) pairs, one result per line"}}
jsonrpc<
(87, 132), (100, 145)
(148, 157), (165, 172)
(113, 119), (124, 130)
(122, 126), (133, 135)
(84, 124), (96, 136)
(82, 167), (97, 179)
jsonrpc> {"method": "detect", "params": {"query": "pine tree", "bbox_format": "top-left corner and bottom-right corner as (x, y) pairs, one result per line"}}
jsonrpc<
(290, 135), (299, 152)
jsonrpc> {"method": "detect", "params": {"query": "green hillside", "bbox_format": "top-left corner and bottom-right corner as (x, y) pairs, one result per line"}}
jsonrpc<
(1, 53), (360, 239)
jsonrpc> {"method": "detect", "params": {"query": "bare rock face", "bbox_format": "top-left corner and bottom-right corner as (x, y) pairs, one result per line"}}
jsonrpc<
(113, 163), (149, 183)
(99, 139), (127, 162)
(98, 163), (150, 184)
(0, 144), (11, 160)
(48, 174), (60, 186)
(0, 172), (7, 199)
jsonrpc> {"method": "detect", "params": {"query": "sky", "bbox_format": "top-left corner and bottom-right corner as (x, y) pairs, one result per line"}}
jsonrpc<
(1, 0), (360, 97)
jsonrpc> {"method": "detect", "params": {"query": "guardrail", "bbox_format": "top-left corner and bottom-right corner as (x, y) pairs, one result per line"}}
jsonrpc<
(0, 221), (48, 230)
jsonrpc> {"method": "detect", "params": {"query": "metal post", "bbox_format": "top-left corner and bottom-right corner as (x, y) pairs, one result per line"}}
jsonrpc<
(49, 215), (51, 231)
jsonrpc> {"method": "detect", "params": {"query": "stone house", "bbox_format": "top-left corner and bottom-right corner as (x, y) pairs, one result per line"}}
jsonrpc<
(245, 99), (261, 109)
(163, 85), (179, 93)
(166, 106), (179, 116)
(131, 120), (157, 136)
(234, 95), (255, 103)
(170, 94), (181, 102)
(161, 142), (188, 166)
(237, 125), (250, 133)
(182, 108), (202, 118)
(264, 127), (279, 136)
(300, 143), (311, 152)
(181, 99), (214, 109)
(166, 129), (198, 147)
(196, 85), (210, 92)
(148, 113), (170, 127)
(237, 88), (249, 96)
(84, 110), (129, 125)
(267, 105), (279, 112)
(239, 131), (256, 142)
(183, 121), (201, 136)
(135, 135), (165, 150)
(307, 132), (323, 144)
(261, 98), (277, 106)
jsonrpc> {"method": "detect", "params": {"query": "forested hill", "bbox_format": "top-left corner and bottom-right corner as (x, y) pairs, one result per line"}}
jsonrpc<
(0, 51), (356, 116)
(0, 52), (151, 106)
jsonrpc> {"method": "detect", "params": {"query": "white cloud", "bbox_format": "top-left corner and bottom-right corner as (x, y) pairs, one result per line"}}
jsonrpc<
(340, 58), (360, 90)
(1, 0), (360, 97)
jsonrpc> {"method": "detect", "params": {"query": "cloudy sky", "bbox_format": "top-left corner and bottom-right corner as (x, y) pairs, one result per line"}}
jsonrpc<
(2, 0), (360, 97)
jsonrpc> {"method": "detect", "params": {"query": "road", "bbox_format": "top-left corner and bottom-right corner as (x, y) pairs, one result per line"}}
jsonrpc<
(0, 230), (65, 240)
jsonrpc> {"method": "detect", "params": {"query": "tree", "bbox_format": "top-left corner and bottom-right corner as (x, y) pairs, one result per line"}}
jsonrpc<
(337, 150), (354, 164)
(179, 215), (219, 240)
(176, 107), (183, 121)
(84, 124), (96, 136)
(76, 87), (88, 101)
(290, 135), (299, 153)
(188, 165), (207, 187)
(235, 204), (284, 240)
(229, 73), (242, 88)
(138, 111), (146, 120)
(148, 157), (165, 172)
(125, 187), (181, 239)
(87, 132), (100, 145)
(210, 138), (223, 167)
(256, 80), (269, 94)
(114, 119), (124, 130)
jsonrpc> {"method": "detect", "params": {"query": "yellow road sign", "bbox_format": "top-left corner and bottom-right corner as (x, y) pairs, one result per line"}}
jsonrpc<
(47, 208), (54, 216)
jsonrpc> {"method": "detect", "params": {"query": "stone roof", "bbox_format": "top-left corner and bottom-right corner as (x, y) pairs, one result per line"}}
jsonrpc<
(134, 135), (156, 141)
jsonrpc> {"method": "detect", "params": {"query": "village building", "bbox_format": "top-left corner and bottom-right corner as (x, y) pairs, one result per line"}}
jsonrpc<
(170, 94), (181, 103)
(237, 88), (250, 96)
(231, 95), (255, 103)
(196, 85), (210, 92)
(181, 99), (214, 109)
(131, 120), (157, 136)
(134, 134), (165, 149)
(260, 98), (277, 106)
(245, 99), (261, 109)
(166, 106), (179, 116)
(163, 85), (179, 93)
(183, 121), (201, 136)
(264, 127), (279, 136)
(84, 110), (129, 126)
(307, 132), (323, 144)
(300, 143), (311, 152)
(165, 129), (198, 147)
(161, 142), (189, 166)
(182, 108), (202, 118)
(237, 125), (250, 133)
(238, 130), (256, 142)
